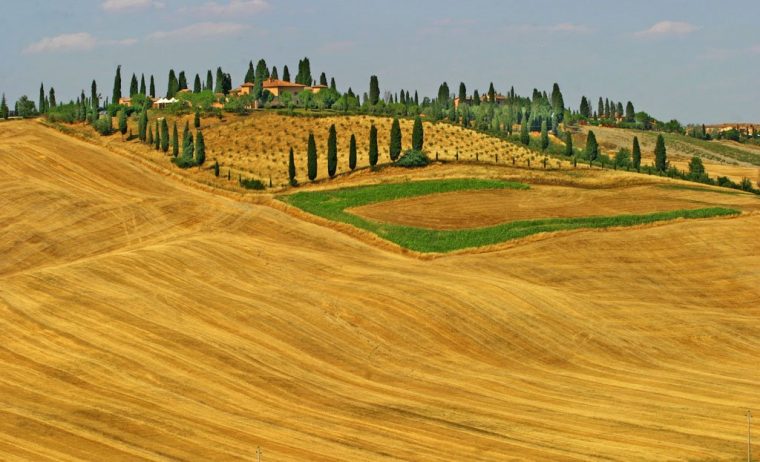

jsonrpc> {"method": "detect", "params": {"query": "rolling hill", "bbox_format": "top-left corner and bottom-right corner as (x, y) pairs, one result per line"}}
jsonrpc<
(1, 119), (760, 461)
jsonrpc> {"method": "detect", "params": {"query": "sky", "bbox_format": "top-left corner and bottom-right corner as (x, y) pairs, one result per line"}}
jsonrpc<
(1, 0), (758, 124)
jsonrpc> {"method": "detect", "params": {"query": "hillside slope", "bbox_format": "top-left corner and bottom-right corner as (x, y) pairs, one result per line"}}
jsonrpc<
(1, 120), (760, 461)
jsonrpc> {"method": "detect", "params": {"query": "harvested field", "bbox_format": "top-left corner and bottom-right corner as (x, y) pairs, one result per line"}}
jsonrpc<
(1, 120), (760, 461)
(349, 184), (760, 229)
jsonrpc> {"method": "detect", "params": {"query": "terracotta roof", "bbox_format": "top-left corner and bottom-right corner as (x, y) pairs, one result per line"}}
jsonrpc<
(262, 79), (307, 89)
(241, 82), (255, 87)
(311, 84), (328, 88)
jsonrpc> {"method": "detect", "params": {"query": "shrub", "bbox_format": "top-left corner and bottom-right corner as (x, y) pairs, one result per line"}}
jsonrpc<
(93, 115), (114, 136)
(395, 149), (429, 168)
(172, 156), (196, 169)
(239, 178), (266, 190)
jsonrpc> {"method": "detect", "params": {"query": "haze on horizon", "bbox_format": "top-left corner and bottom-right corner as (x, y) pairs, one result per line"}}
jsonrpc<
(0, 0), (758, 124)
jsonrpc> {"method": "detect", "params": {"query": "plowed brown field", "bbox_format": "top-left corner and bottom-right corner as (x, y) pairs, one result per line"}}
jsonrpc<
(1, 120), (759, 461)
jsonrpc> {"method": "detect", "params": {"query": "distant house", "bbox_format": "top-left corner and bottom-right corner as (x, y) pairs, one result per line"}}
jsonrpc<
(153, 97), (178, 109)
(118, 97), (132, 107)
(309, 84), (328, 94)
(262, 79), (308, 97)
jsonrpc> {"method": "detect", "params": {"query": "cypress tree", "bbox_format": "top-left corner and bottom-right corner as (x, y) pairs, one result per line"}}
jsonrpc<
(1, 94), (7, 120)
(369, 124), (378, 166)
(579, 96), (590, 118)
(154, 120), (160, 149)
(564, 131), (573, 156)
(118, 110), (127, 138)
(149, 75), (155, 98)
(349, 134), (357, 171)
(330, 77), (336, 91)
(194, 111), (200, 128)
(327, 124), (337, 178)
(206, 70), (213, 91)
(138, 109), (148, 141)
(597, 97), (604, 119)
(585, 130), (598, 161)
(195, 130), (205, 165)
(540, 119), (549, 150)
(255, 59), (269, 83)
(147, 125), (153, 145)
(214, 160), (220, 177)
(39, 83), (45, 114)
(288, 147), (296, 185)
(48, 88), (56, 108)
(488, 82), (496, 103)
(167, 70), (178, 97)
(172, 122), (179, 157)
(182, 129), (194, 160)
(472, 89), (480, 105)
(369, 75), (380, 105)
(160, 118), (169, 152)
(389, 118), (402, 160)
(271, 66), (279, 80)
(307, 133), (317, 180)
(625, 101), (635, 122)
(654, 134), (667, 171)
(178, 71), (187, 90)
(244, 60), (254, 83)
(130, 74), (138, 97)
(282, 65), (290, 82)
(412, 116), (423, 151)
(458, 82), (467, 104)
(112, 65), (122, 103)
(140, 74), (146, 95)
(214, 67), (224, 93)
(520, 115), (530, 145)
(194, 74), (201, 93)
(319, 72), (328, 86)
(632, 136), (641, 171)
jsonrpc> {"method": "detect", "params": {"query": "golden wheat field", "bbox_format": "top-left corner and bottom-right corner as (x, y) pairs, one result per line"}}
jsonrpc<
(2, 119), (760, 461)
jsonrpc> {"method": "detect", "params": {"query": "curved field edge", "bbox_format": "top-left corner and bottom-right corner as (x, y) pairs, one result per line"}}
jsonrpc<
(278, 179), (740, 253)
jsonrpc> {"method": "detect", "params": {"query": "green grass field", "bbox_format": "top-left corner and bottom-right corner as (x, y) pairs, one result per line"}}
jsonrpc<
(280, 179), (740, 253)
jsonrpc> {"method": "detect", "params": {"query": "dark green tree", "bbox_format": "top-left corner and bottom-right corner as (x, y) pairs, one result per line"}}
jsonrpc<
(140, 74), (146, 95)
(369, 124), (378, 166)
(540, 119), (549, 150)
(597, 97), (604, 119)
(520, 115), (530, 145)
(349, 134), (357, 171)
(688, 156), (705, 177)
(327, 124), (337, 178)
(195, 130), (205, 165)
(564, 131), (573, 156)
(178, 71), (187, 90)
(39, 83), (45, 114)
(130, 73), (138, 96)
(149, 75), (155, 98)
(319, 72), (327, 86)
(330, 77), (336, 91)
(271, 66), (279, 80)
(155, 120), (161, 149)
(412, 116), (423, 151)
(161, 118), (169, 152)
(625, 101), (635, 122)
(579, 96), (590, 118)
(138, 109), (148, 141)
(282, 65), (290, 82)
(389, 118), (402, 161)
(472, 89), (480, 105)
(654, 134), (667, 171)
(167, 70), (178, 97)
(0, 94), (8, 120)
(182, 127), (194, 160)
(194, 111), (200, 128)
(194, 74), (201, 93)
(295, 57), (312, 85)
(488, 82), (496, 103)
(458, 82), (466, 104)
(48, 87), (56, 108)
(112, 65), (122, 103)
(244, 60), (254, 83)
(255, 59), (269, 83)
(307, 132), (317, 180)
(437, 82), (450, 106)
(369, 75), (380, 105)
(147, 125), (153, 145)
(632, 136), (641, 171)
(214, 160), (220, 177)
(172, 122), (179, 157)
(585, 130), (598, 161)
(206, 70), (213, 91)
(288, 147), (296, 185)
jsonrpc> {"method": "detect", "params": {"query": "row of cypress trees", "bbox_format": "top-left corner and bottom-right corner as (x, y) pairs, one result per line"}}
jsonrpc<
(290, 116), (425, 185)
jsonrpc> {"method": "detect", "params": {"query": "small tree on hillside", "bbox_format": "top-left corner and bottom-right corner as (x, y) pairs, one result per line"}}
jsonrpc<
(369, 124), (378, 166)
(632, 136), (641, 171)
(540, 119), (549, 151)
(112, 65), (122, 103)
(389, 118), (402, 161)
(349, 134), (357, 171)
(161, 118), (169, 152)
(688, 156), (705, 177)
(654, 134), (667, 171)
(154, 120), (160, 149)
(214, 160), (220, 177)
(564, 131), (573, 157)
(412, 116), (424, 151)
(327, 124), (337, 178)
(194, 74), (202, 93)
(194, 111), (200, 129)
(138, 109), (148, 142)
(520, 117), (530, 146)
(585, 130), (598, 161)
(147, 125), (153, 145)
(307, 133), (317, 181)
(288, 147), (297, 186)
(118, 110), (127, 139)
(182, 129), (194, 161)
(369, 75), (380, 105)
(195, 130), (205, 165)
(172, 122), (179, 157)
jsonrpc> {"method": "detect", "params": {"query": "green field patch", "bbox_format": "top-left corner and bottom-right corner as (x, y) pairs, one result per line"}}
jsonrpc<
(279, 179), (740, 253)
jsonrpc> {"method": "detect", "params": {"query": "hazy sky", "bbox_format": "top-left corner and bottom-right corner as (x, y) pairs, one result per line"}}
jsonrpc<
(1, 0), (758, 123)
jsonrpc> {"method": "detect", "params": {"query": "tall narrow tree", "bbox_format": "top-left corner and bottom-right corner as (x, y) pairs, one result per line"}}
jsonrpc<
(167, 70), (178, 97)
(369, 75), (380, 105)
(147, 125), (153, 145)
(585, 130), (598, 161)
(458, 82), (467, 105)
(307, 133), (317, 180)
(140, 74), (146, 95)
(540, 119), (549, 150)
(194, 74), (201, 93)
(178, 71), (187, 90)
(195, 130), (205, 165)
(194, 111), (200, 128)
(488, 82), (496, 103)
(0, 94), (8, 120)
(389, 118), (402, 160)
(282, 65), (290, 82)
(412, 116), (424, 151)
(654, 134), (667, 171)
(154, 120), (160, 149)
(330, 77), (336, 91)
(161, 118), (169, 152)
(244, 60), (254, 83)
(369, 124), (378, 166)
(206, 70), (213, 91)
(48, 87), (56, 108)
(327, 124), (337, 178)
(271, 66), (279, 80)
(349, 134), (357, 171)
(520, 115), (530, 146)
(255, 59), (269, 83)
(182, 127), (194, 160)
(632, 136), (641, 171)
(288, 147), (296, 185)
(625, 101), (635, 122)
(149, 75), (155, 98)
(129, 74), (138, 97)
(172, 122), (179, 157)
(118, 110), (127, 139)
(112, 65), (122, 103)
(319, 72), (328, 86)
(39, 83), (45, 114)
(564, 131), (573, 156)
(138, 109), (148, 141)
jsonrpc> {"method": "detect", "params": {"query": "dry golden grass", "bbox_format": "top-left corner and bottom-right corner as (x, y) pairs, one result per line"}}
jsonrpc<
(1, 120), (760, 461)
